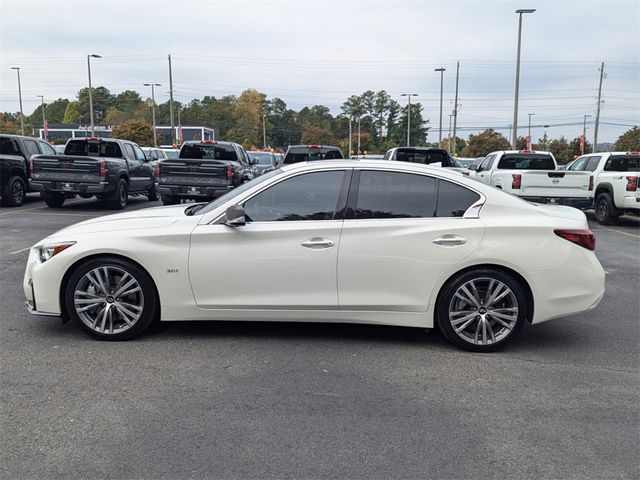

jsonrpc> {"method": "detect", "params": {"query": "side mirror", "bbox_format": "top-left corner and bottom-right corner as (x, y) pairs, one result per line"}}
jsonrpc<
(224, 205), (246, 227)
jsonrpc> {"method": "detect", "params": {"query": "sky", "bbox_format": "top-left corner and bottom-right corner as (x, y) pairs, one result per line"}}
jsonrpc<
(0, 0), (638, 143)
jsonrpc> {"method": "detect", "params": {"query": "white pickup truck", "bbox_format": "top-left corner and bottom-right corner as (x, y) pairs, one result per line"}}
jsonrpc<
(471, 150), (592, 208)
(568, 151), (640, 224)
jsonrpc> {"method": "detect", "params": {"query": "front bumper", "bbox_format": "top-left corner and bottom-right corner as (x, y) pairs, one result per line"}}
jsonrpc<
(521, 196), (593, 209)
(30, 180), (112, 195)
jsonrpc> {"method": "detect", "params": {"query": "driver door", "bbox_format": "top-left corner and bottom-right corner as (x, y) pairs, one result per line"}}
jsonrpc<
(188, 169), (350, 310)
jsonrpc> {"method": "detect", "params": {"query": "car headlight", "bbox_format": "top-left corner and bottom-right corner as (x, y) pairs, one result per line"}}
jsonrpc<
(38, 242), (76, 263)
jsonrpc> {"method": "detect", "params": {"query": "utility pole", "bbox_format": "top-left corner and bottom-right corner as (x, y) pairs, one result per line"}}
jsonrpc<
(593, 62), (605, 153)
(512, 9), (536, 149)
(143, 83), (161, 147)
(168, 54), (175, 146)
(348, 118), (352, 158)
(87, 54), (101, 136)
(452, 61), (460, 155)
(434, 67), (446, 147)
(401, 93), (418, 146)
(582, 114), (591, 155)
(357, 117), (361, 156)
(10, 67), (24, 135)
(262, 114), (267, 149)
(448, 114), (453, 152)
(37, 95), (46, 141)
(527, 113), (535, 149)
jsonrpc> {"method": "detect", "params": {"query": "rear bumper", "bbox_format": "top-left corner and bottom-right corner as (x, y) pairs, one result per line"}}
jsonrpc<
(520, 196), (592, 209)
(623, 196), (640, 211)
(158, 183), (234, 199)
(30, 180), (112, 195)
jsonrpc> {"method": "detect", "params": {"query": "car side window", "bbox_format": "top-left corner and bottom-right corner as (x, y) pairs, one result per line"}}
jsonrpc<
(478, 155), (494, 172)
(355, 171), (436, 219)
(124, 144), (136, 160)
(132, 144), (146, 162)
(0, 138), (21, 156)
(244, 171), (344, 222)
(568, 157), (589, 171)
(584, 156), (602, 172)
(436, 180), (481, 217)
(23, 140), (40, 157)
(38, 141), (56, 155)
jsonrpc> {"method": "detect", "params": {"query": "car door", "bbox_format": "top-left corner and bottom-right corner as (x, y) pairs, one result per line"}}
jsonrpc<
(132, 144), (153, 190)
(188, 169), (350, 309)
(337, 169), (485, 312)
(474, 154), (496, 184)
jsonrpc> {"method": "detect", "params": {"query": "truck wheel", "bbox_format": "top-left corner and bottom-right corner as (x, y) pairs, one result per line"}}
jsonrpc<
(1, 176), (27, 207)
(595, 193), (619, 225)
(41, 191), (65, 208)
(108, 179), (128, 210)
(161, 195), (179, 206)
(147, 182), (159, 201)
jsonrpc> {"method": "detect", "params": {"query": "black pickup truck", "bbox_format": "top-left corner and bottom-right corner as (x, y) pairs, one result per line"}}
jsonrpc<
(30, 137), (157, 209)
(156, 140), (255, 205)
(1, 134), (57, 206)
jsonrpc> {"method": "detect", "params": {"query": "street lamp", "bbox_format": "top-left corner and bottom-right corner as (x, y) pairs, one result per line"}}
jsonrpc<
(512, 8), (536, 149)
(434, 68), (446, 148)
(582, 114), (591, 155)
(10, 67), (24, 135)
(143, 83), (161, 147)
(87, 54), (102, 136)
(36, 95), (46, 141)
(400, 93), (418, 146)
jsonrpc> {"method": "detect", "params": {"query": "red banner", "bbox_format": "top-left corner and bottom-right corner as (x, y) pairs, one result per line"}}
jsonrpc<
(579, 134), (585, 154)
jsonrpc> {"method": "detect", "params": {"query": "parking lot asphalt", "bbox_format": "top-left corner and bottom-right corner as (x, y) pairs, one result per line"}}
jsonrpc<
(1, 194), (639, 480)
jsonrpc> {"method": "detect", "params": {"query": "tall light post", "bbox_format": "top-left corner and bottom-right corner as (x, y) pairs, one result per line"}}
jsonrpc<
(434, 68), (446, 148)
(348, 118), (352, 158)
(527, 112), (535, 149)
(36, 95), (46, 141)
(357, 117), (361, 156)
(262, 113), (267, 149)
(582, 114), (591, 155)
(87, 54), (101, 136)
(511, 8), (536, 149)
(143, 83), (161, 147)
(400, 93), (418, 146)
(10, 67), (24, 135)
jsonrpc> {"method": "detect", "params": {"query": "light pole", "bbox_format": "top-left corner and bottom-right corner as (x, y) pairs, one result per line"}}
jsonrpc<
(448, 114), (453, 152)
(527, 112), (535, 149)
(36, 95), (46, 141)
(357, 117), (361, 156)
(10, 67), (24, 135)
(582, 114), (591, 155)
(143, 83), (161, 147)
(348, 118), (352, 158)
(400, 93), (418, 146)
(512, 8), (536, 149)
(87, 54), (101, 136)
(262, 113), (267, 149)
(435, 68), (446, 148)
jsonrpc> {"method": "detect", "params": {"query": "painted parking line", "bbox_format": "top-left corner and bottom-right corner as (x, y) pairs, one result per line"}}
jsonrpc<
(8, 246), (31, 255)
(592, 225), (640, 239)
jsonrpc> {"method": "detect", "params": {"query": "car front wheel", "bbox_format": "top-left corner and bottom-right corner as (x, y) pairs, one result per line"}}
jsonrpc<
(436, 269), (528, 352)
(64, 257), (158, 340)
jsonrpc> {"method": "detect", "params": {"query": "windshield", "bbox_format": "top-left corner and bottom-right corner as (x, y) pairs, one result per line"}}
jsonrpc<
(196, 168), (282, 215)
(248, 152), (274, 165)
(497, 154), (555, 170)
(64, 140), (123, 157)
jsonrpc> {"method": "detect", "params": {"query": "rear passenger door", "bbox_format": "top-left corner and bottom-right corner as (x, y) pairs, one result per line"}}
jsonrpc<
(132, 144), (153, 190)
(337, 169), (485, 314)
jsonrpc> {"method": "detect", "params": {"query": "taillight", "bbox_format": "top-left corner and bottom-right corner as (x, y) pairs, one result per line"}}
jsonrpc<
(626, 176), (638, 191)
(226, 165), (234, 180)
(29, 158), (34, 175)
(588, 176), (594, 191)
(512, 174), (522, 189)
(99, 161), (108, 176)
(554, 229), (596, 251)
(155, 162), (161, 177)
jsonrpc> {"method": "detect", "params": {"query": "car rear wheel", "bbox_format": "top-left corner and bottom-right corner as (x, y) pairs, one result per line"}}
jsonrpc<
(108, 179), (128, 210)
(1, 175), (26, 206)
(595, 193), (619, 225)
(41, 191), (65, 208)
(64, 257), (158, 340)
(436, 269), (528, 352)
(147, 182), (159, 201)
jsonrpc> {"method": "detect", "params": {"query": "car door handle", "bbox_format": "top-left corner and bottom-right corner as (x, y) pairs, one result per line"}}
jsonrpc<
(301, 238), (335, 249)
(433, 235), (467, 246)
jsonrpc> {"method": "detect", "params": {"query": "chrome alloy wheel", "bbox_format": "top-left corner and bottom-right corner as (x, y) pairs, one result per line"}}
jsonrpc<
(73, 266), (144, 335)
(448, 277), (519, 346)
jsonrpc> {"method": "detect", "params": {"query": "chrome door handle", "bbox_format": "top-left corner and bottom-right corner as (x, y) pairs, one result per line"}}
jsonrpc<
(433, 235), (467, 246)
(301, 238), (335, 249)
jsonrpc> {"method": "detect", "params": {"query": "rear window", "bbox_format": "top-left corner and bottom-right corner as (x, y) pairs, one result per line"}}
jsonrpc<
(284, 147), (343, 164)
(395, 149), (449, 165)
(64, 140), (123, 158)
(497, 154), (555, 170)
(603, 155), (640, 172)
(180, 143), (238, 161)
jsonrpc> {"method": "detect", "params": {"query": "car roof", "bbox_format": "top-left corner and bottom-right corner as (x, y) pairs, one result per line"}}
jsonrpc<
(280, 159), (467, 179)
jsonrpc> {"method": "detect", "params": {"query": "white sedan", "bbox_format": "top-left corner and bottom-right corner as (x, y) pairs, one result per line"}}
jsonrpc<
(23, 160), (605, 351)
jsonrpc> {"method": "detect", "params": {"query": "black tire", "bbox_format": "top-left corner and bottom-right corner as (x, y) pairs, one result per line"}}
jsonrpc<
(436, 268), (528, 352)
(595, 193), (619, 225)
(108, 178), (128, 210)
(64, 256), (158, 340)
(41, 191), (65, 208)
(161, 194), (179, 206)
(147, 182), (159, 201)
(1, 175), (27, 206)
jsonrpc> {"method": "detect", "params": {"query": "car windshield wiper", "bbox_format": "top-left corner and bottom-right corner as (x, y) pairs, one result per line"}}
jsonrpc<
(184, 203), (206, 216)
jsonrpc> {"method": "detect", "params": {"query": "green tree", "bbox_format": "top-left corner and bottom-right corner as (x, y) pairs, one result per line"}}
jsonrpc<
(0, 112), (20, 134)
(440, 136), (467, 153)
(392, 103), (429, 146)
(227, 89), (266, 145)
(63, 101), (80, 124)
(301, 126), (336, 145)
(115, 90), (142, 115)
(461, 129), (511, 157)
(111, 119), (155, 146)
(77, 86), (114, 124)
(548, 136), (571, 164)
(568, 136), (592, 160)
(28, 98), (70, 127)
(613, 126), (640, 151)
(104, 106), (130, 125)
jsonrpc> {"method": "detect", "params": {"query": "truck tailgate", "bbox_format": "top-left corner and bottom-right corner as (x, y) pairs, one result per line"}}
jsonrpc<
(519, 171), (591, 198)
(32, 155), (101, 183)
(158, 159), (229, 186)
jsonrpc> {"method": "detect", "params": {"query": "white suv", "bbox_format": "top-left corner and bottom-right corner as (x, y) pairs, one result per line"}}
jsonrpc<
(568, 151), (640, 224)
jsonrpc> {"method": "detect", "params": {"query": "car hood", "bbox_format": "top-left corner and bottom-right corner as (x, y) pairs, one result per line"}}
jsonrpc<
(49, 204), (190, 237)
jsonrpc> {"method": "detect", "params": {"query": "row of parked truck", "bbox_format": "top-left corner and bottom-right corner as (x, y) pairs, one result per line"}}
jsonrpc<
(1, 133), (638, 224)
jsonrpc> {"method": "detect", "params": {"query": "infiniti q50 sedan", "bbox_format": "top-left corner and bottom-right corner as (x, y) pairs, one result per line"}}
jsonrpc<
(23, 160), (605, 351)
